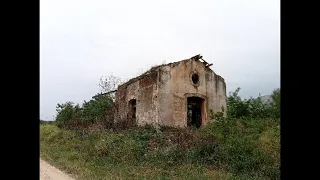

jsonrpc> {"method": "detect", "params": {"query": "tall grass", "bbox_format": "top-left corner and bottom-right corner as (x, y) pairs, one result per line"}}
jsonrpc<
(40, 87), (280, 180)
(41, 119), (279, 179)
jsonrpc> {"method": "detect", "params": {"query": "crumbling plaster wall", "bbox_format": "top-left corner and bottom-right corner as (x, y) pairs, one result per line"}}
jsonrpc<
(157, 59), (227, 128)
(114, 72), (159, 126)
(114, 58), (227, 128)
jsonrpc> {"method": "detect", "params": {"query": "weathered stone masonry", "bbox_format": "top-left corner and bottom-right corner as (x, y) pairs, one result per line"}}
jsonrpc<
(114, 55), (227, 128)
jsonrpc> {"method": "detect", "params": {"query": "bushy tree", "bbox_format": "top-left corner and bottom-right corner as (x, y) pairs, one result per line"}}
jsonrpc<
(213, 87), (281, 120)
(55, 101), (76, 127)
(82, 94), (114, 122)
(227, 88), (250, 118)
(269, 88), (280, 118)
(54, 75), (122, 128)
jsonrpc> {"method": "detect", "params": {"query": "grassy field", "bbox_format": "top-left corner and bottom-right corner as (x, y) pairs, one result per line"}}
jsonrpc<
(40, 117), (280, 180)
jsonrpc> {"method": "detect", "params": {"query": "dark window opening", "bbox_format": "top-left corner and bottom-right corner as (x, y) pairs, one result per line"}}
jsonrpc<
(128, 99), (136, 124)
(187, 97), (204, 128)
(192, 73), (199, 84)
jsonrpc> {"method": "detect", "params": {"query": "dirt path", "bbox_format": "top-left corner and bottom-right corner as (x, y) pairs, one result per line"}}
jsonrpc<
(40, 159), (75, 180)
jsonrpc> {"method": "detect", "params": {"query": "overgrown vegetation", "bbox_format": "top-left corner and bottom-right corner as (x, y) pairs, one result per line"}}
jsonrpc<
(40, 120), (55, 125)
(54, 75), (120, 130)
(225, 87), (280, 119)
(41, 76), (280, 180)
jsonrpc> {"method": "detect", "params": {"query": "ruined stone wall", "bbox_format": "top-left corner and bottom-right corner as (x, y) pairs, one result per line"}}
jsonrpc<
(157, 65), (174, 127)
(206, 71), (227, 118)
(114, 72), (159, 126)
(214, 73), (227, 116)
(114, 58), (227, 128)
(157, 59), (227, 128)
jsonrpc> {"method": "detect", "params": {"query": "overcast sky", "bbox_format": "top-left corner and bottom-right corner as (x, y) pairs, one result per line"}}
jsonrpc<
(40, 0), (280, 120)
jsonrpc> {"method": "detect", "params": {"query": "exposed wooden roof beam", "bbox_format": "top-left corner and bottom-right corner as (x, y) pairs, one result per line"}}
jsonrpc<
(92, 90), (117, 99)
(206, 63), (213, 67)
(190, 54), (212, 66)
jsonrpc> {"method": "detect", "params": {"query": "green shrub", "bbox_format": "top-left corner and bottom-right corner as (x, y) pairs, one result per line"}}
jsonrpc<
(55, 94), (114, 128)
(82, 94), (114, 122)
(55, 102), (76, 127)
(206, 118), (280, 179)
(41, 86), (280, 180)
(226, 87), (280, 119)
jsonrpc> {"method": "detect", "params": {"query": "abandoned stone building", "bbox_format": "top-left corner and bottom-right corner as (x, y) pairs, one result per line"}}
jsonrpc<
(113, 55), (227, 128)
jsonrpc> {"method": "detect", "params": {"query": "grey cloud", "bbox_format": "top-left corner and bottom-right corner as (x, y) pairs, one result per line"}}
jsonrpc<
(40, 0), (280, 120)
